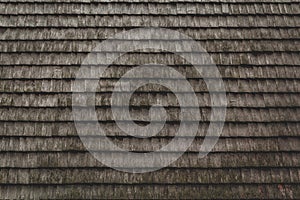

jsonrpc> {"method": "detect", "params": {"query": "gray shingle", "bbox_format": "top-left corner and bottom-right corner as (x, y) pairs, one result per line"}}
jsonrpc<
(1, 1), (300, 199)
(1, 137), (300, 152)
(0, 15), (299, 27)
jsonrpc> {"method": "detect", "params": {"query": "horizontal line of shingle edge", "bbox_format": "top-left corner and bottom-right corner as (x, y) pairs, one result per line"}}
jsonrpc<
(1, 106), (299, 109)
(0, 51), (299, 54)
(1, 182), (299, 186)
(1, 91), (299, 95)
(1, 64), (299, 67)
(1, 38), (300, 42)
(0, 135), (299, 139)
(1, 150), (299, 153)
(0, 13), (299, 16)
(1, 92), (299, 95)
(1, 77), (299, 80)
(1, 51), (299, 54)
(0, 0), (297, 4)
(1, 151), (297, 155)
(1, 166), (300, 170)
(1, 26), (299, 28)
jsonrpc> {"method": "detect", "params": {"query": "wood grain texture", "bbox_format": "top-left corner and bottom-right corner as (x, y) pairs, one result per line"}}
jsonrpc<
(0, 0), (299, 199)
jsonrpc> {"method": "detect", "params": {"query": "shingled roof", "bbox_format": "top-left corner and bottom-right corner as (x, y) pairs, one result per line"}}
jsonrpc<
(0, 0), (300, 199)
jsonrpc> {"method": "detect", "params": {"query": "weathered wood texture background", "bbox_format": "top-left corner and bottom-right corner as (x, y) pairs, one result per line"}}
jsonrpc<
(0, 0), (300, 199)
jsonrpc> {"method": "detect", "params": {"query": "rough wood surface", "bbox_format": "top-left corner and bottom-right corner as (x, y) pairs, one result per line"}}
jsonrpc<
(0, 0), (299, 199)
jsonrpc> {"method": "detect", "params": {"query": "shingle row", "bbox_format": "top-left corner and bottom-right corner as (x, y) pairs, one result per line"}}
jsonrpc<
(1, 79), (298, 93)
(0, 40), (299, 52)
(1, 152), (298, 168)
(0, 93), (299, 107)
(0, 15), (299, 27)
(1, 121), (299, 137)
(1, 66), (300, 79)
(0, 3), (299, 15)
(1, 27), (299, 40)
(1, 184), (299, 199)
(0, 52), (299, 65)
(1, 137), (299, 152)
(0, 107), (298, 122)
(1, 168), (299, 184)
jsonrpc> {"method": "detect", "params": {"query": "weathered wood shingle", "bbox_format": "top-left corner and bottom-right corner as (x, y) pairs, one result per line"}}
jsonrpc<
(0, 0), (299, 199)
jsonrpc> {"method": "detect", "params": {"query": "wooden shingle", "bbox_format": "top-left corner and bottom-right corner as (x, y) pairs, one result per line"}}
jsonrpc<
(0, 0), (299, 199)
